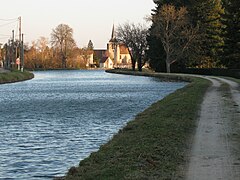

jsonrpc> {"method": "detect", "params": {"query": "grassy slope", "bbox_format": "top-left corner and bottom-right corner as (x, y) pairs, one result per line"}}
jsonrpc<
(0, 70), (34, 84)
(61, 71), (211, 180)
(222, 76), (240, 83)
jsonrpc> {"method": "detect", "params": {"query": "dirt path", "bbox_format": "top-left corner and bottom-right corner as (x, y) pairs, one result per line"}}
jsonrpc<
(186, 76), (240, 180)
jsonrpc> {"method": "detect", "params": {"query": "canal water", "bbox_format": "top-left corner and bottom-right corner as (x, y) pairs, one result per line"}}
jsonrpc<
(0, 70), (186, 179)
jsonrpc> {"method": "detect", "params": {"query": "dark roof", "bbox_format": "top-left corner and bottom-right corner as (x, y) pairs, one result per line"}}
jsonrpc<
(109, 38), (118, 43)
(94, 49), (107, 60)
(100, 57), (108, 63)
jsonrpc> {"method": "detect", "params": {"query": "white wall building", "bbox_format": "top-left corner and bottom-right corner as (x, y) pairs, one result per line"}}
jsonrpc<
(106, 25), (132, 68)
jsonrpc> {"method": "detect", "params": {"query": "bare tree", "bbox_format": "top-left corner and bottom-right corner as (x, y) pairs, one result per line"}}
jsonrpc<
(117, 22), (148, 71)
(51, 24), (76, 68)
(37, 37), (50, 69)
(153, 4), (199, 73)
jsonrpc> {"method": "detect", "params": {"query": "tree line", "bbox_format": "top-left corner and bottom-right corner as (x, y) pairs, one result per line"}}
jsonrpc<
(110, 0), (239, 73)
(2, 0), (238, 72)
(23, 22), (149, 71)
(0, 23), (96, 70)
(147, 0), (240, 72)
(23, 24), (95, 70)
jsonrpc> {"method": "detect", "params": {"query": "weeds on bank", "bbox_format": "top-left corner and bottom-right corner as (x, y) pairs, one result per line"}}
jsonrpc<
(0, 70), (34, 84)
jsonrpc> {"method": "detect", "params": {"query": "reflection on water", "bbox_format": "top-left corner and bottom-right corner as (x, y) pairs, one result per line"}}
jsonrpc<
(0, 70), (186, 179)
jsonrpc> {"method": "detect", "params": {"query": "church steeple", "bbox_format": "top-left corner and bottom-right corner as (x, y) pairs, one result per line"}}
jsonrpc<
(111, 24), (115, 40)
(108, 24), (120, 67)
(110, 24), (117, 43)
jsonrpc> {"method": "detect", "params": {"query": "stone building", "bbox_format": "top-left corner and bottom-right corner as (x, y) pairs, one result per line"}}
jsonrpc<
(99, 25), (132, 69)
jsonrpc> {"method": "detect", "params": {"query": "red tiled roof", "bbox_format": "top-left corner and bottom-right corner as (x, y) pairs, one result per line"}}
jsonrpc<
(119, 44), (129, 54)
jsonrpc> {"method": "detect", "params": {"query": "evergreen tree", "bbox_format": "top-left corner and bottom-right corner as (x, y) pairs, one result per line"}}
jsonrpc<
(148, 0), (225, 70)
(153, 0), (191, 7)
(190, 0), (224, 67)
(147, 31), (166, 72)
(222, 0), (240, 68)
(87, 40), (94, 50)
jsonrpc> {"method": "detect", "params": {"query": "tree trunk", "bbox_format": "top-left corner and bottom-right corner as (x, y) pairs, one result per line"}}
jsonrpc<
(132, 60), (136, 71)
(166, 62), (171, 73)
(166, 54), (171, 73)
(128, 49), (135, 71)
(61, 53), (66, 69)
(138, 58), (142, 72)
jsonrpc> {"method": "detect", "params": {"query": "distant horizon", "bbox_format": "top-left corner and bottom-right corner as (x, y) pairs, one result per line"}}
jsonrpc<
(0, 0), (155, 49)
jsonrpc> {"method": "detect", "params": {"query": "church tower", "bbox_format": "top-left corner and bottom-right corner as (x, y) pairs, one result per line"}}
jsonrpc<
(107, 24), (120, 67)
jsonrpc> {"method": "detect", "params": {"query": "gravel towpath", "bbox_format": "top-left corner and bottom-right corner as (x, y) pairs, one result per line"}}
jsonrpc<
(186, 76), (240, 180)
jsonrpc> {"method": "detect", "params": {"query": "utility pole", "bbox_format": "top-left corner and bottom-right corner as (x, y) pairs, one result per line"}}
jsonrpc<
(0, 43), (2, 68)
(19, 16), (22, 71)
(19, 17), (21, 44)
(6, 40), (10, 69)
(11, 30), (14, 69)
(20, 33), (24, 72)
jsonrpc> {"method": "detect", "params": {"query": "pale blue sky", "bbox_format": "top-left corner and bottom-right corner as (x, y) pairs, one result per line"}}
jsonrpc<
(0, 0), (155, 49)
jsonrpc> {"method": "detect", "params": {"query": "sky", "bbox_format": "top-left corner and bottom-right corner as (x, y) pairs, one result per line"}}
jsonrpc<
(0, 0), (155, 49)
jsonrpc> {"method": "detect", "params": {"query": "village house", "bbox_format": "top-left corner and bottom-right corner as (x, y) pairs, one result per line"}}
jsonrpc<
(99, 57), (114, 69)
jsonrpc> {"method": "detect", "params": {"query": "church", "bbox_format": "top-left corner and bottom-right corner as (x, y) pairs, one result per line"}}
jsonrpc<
(99, 25), (132, 69)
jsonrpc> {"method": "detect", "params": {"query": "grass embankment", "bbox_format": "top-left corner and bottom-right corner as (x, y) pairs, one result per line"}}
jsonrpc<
(62, 70), (211, 180)
(223, 76), (240, 83)
(0, 70), (34, 84)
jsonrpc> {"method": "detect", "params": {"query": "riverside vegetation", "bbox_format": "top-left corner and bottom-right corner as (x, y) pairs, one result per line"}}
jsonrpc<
(0, 70), (34, 84)
(58, 70), (211, 179)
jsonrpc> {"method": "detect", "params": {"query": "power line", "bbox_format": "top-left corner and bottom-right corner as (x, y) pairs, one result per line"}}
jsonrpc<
(0, 37), (9, 41)
(0, 18), (18, 21)
(0, 17), (22, 44)
(0, 34), (10, 37)
(0, 20), (18, 28)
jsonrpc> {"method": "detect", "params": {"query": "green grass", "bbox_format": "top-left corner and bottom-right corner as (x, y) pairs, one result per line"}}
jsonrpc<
(0, 70), (34, 84)
(59, 70), (211, 180)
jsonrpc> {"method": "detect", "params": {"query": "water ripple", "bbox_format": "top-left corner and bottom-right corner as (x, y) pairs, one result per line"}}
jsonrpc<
(0, 70), (186, 179)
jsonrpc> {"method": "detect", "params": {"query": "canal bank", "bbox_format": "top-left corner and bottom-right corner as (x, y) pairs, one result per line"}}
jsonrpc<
(108, 70), (240, 180)
(59, 69), (211, 180)
(0, 69), (34, 84)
